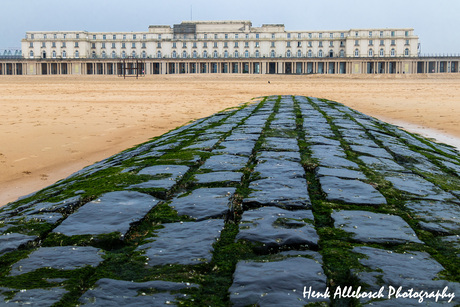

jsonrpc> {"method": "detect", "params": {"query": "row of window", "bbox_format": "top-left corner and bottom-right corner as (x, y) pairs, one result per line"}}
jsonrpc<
(33, 39), (409, 50)
(27, 30), (411, 41)
(30, 47), (412, 59)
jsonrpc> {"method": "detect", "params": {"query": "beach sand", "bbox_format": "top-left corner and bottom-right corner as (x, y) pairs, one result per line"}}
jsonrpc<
(1, 73), (459, 206)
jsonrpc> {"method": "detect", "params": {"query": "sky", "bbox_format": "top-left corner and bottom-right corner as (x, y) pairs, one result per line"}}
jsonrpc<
(1, 0), (459, 55)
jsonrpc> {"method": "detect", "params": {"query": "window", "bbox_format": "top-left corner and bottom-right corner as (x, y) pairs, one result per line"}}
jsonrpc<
(391, 31), (395, 37)
(74, 42), (79, 47)
(62, 50), (66, 58)
(256, 33), (259, 39)
(298, 33), (301, 39)
(157, 51), (162, 58)
(354, 49), (359, 57)
(297, 50), (302, 57)
(234, 42), (239, 48)
(203, 42), (207, 48)
(29, 50), (34, 58)
(44, 34), (47, 39)
(319, 41), (323, 47)
(330, 33), (333, 38)
(172, 42), (176, 48)
(213, 50), (218, 58)
(123, 34), (126, 40)
(270, 50), (275, 57)
(122, 43), (126, 48)
(112, 43), (115, 48)
(234, 50), (239, 58)
(271, 33), (275, 39)
(271, 42), (275, 47)
(405, 31), (409, 37)
(405, 39), (410, 45)
(255, 42), (260, 48)
(53, 34), (57, 39)
(255, 50), (260, 57)
(42, 42), (46, 48)
(102, 42), (106, 49)
(112, 51), (116, 58)
(91, 43), (95, 49)
(244, 42), (249, 48)
(157, 42), (161, 48)
(379, 49), (384, 57)
(103, 34), (106, 40)
(308, 41), (312, 47)
(225, 34), (228, 39)
(391, 40), (396, 46)
(93, 35), (96, 40)
(142, 42), (146, 48)
(369, 31), (372, 38)
(52, 42), (56, 48)
(319, 33), (322, 39)
(318, 50), (323, 57)
(224, 50), (228, 58)
(368, 49), (373, 57)
(133, 34), (136, 39)
(193, 42), (197, 48)
(31, 34), (34, 39)
(329, 41), (333, 47)
(308, 50), (312, 57)
(404, 48), (409, 56)
(142, 51), (146, 58)
(287, 33), (291, 39)
(380, 40), (384, 46)
(245, 34), (249, 39)
(76, 34), (79, 39)
(122, 51), (126, 58)
(92, 51), (96, 58)
(391, 48), (395, 56)
(158, 34), (161, 40)
(143, 34), (147, 40)
(380, 31), (384, 38)
(102, 51), (106, 58)
(62, 42), (66, 48)
(340, 33), (344, 38)
(369, 40), (373, 46)
(244, 50), (249, 58)
(287, 42), (291, 47)
(297, 41), (301, 47)
(354, 40), (359, 46)
(75, 50), (79, 58)
(193, 50), (197, 58)
(214, 42), (218, 48)
(204, 34), (207, 39)
(223, 42), (228, 48)
(183, 51), (187, 58)
(172, 50), (177, 58)
(214, 34), (218, 39)
(308, 33), (312, 39)
(355, 32), (358, 37)
(183, 42), (187, 48)
(113, 35), (116, 39)
(340, 49), (344, 57)
(203, 50), (208, 58)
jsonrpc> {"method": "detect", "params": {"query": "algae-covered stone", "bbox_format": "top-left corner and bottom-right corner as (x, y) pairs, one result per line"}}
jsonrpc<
(129, 165), (189, 189)
(0, 233), (37, 256)
(7, 287), (68, 306)
(53, 191), (159, 237)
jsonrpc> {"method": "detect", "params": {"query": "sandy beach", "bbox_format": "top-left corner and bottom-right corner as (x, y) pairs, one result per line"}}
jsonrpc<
(1, 73), (459, 206)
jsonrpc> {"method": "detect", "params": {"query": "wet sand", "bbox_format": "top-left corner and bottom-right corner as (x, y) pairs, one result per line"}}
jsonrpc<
(1, 73), (459, 206)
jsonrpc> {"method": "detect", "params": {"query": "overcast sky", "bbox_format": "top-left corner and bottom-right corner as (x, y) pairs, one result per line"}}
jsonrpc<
(1, 0), (459, 54)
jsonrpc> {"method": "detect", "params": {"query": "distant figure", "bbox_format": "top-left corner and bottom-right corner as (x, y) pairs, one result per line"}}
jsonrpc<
(268, 81), (270, 84)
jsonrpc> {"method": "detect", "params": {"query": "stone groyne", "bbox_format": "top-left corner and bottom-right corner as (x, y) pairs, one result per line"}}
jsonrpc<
(0, 96), (459, 306)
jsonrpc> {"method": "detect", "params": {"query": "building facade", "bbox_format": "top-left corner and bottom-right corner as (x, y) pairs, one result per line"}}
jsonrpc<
(0, 20), (459, 76)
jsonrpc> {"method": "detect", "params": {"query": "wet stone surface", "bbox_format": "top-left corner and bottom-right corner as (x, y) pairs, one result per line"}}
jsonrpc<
(170, 187), (236, 221)
(138, 219), (225, 266)
(53, 191), (160, 237)
(79, 278), (198, 306)
(1, 95), (459, 306)
(319, 176), (387, 206)
(229, 256), (328, 306)
(332, 210), (422, 244)
(10, 246), (104, 276)
(236, 206), (319, 250)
